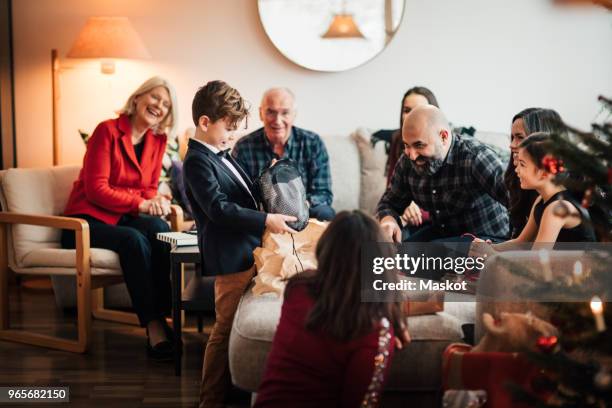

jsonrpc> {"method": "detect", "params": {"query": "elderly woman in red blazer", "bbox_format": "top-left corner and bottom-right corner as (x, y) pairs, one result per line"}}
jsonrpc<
(62, 76), (178, 359)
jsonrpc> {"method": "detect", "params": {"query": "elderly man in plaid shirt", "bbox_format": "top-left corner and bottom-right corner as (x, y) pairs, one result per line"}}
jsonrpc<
(377, 105), (509, 242)
(232, 88), (334, 221)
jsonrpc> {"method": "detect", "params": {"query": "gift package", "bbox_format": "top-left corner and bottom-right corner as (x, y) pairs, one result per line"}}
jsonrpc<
(442, 343), (545, 408)
(252, 219), (328, 296)
(442, 389), (487, 408)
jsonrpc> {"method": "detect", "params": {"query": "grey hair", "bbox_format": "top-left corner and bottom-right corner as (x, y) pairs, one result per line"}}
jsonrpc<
(118, 76), (178, 136)
(261, 87), (297, 110)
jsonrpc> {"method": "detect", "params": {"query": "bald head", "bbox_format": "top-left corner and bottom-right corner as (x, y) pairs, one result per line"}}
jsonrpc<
(401, 105), (453, 175)
(403, 105), (450, 136)
(261, 87), (296, 109)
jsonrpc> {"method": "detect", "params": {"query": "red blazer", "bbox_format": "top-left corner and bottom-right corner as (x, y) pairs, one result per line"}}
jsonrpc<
(64, 114), (167, 225)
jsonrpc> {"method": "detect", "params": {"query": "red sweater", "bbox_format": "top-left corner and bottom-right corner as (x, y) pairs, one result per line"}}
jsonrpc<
(64, 114), (167, 225)
(254, 283), (395, 408)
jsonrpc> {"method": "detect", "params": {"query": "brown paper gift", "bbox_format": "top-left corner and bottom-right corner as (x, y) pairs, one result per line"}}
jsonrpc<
(252, 219), (328, 296)
(399, 277), (445, 315)
(404, 296), (444, 315)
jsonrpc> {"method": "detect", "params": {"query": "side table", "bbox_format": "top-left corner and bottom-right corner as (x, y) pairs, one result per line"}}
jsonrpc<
(170, 245), (215, 376)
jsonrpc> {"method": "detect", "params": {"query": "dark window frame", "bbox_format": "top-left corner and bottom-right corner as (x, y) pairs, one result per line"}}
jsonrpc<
(0, 0), (16, 169)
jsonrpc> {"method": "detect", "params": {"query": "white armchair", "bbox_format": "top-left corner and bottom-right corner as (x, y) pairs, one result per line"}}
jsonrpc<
(0, 165), (183, 353)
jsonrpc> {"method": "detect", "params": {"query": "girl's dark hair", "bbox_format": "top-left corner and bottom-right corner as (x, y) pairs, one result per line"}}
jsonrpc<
(504, 108), (565, 237)
(519, 132), (555, 168)
(399, 86), (440, 128)
(285, 210), (405, 342)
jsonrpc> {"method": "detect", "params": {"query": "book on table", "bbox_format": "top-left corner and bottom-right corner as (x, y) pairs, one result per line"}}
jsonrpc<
(157, 231), (198, 248)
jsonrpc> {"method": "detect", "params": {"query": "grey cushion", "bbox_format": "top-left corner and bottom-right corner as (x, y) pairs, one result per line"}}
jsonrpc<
(229, 286), (468, 393)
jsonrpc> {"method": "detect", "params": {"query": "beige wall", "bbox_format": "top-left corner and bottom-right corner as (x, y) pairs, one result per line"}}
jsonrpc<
(12, 0), (612, 167)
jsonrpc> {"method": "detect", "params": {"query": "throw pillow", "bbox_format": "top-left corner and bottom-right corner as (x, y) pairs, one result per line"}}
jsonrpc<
(350, 127), (388, 215)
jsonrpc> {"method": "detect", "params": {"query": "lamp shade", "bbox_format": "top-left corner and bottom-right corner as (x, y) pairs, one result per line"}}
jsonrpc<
(553, 0), (612, 9)
(321, 14), (365, 39)
(67, 17), (151, 59)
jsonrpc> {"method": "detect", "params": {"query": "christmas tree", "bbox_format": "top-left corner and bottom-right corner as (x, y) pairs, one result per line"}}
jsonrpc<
(506, 96), (612, 406)
(546, 95), (612, 242)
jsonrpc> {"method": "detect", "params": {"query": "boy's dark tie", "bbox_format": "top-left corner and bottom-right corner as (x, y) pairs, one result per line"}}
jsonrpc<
(217, 149), (231, 159)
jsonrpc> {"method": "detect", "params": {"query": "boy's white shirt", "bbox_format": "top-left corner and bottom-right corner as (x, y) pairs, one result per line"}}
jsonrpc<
(192, 138), (252, 196)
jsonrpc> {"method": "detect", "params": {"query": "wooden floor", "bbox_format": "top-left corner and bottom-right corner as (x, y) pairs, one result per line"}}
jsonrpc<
(0, 282), (250, 408)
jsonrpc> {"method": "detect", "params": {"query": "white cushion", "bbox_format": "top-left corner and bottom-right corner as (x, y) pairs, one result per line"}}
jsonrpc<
(1, 166), (81, 267)
(20, 247), (121, 270)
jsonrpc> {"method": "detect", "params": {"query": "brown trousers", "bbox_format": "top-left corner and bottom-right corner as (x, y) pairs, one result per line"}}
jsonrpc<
(199, 267), (255, 408)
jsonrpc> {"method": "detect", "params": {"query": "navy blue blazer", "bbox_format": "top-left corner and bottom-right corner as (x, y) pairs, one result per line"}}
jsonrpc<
(183, 139), (266, 276)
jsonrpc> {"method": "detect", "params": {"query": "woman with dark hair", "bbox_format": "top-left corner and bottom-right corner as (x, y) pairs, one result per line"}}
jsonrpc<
(254, 210), (409, 408)
(504, 108), (565, 237)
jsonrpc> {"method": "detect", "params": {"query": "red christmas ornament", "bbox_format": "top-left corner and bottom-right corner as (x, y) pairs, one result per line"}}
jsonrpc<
(608, 167), (612, 184)
(536, 335), (559, 353)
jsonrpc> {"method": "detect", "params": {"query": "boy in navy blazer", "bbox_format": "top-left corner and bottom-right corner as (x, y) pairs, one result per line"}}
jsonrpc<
(183, 81), (296, 408)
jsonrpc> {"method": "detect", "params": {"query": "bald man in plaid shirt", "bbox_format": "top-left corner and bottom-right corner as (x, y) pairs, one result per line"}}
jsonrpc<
(377, 105), (509, 242)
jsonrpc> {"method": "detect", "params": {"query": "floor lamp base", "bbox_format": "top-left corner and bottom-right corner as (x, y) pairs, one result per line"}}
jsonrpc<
(51, 49), (61, 166)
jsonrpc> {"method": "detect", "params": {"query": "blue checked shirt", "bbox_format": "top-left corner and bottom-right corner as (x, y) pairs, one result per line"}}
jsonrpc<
(232, 126), (333, 207)
(376, 135), (510, 238)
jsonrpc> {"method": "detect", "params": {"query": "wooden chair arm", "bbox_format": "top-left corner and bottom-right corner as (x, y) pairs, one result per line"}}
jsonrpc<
(0, 212), (89, 231)
(169, 205), (184, 232)
(0, 211), (94, 352)
(0, 212), (91, 284)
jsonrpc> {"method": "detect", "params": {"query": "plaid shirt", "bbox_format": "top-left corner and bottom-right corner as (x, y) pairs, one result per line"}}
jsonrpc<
(232, 126), (333, 206)
(376, 135), (509, 238)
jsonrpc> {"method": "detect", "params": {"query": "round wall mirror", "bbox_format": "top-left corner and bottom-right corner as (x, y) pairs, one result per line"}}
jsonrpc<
(258, 0), (406, 72)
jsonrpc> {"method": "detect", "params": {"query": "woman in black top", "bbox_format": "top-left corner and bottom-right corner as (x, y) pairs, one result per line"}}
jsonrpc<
(504, 108), (566, 238)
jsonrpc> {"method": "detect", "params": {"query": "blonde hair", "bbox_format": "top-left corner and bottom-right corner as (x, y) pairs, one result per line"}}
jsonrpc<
(118, 76), (178, 136)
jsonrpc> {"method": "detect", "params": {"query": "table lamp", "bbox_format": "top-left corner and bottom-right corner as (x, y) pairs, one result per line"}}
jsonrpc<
(51, 16), (151, 165)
